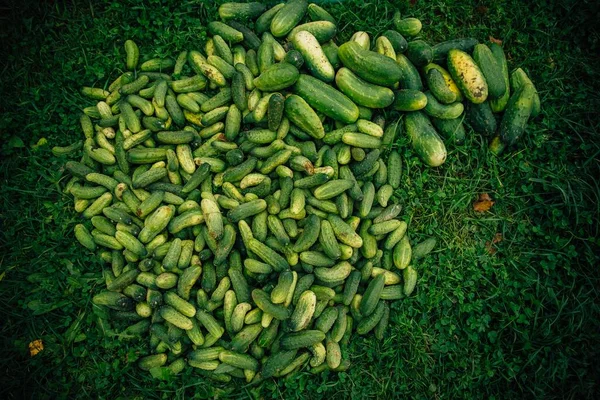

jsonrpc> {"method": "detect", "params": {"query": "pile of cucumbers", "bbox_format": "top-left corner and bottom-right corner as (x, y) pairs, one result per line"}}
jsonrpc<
(53, 0), (539, 382)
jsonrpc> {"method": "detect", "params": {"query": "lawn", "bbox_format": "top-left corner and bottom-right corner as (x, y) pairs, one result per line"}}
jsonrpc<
(1, 0), (599, 398)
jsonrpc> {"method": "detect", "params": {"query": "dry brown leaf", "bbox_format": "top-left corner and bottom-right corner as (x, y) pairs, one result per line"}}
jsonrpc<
(29, 339), (43, 357)
(473, 193), (495, 212)
(489, 36), (503, 45)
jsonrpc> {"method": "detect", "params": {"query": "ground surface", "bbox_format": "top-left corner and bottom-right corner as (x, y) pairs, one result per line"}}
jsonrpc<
(1, 0), (599, 398)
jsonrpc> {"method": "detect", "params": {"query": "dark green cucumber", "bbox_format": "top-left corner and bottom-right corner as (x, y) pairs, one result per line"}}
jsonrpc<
(406, 40), (433, 67)
(472, 44), (506, 100)
(466, 101), (497, 136)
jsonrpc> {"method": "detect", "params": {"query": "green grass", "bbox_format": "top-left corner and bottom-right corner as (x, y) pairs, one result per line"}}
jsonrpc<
(1, 0), (599, 398)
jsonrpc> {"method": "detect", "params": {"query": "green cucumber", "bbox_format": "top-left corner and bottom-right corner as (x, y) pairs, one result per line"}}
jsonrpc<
(284, 94), (325, 140)
(423, 91), (464, 119)
(218, 2), (266, 20)
(383, 30), (408, 53)
(472, 44), (506, 99)
(253, 62), (299, 91)
(338, 41), (402, 87)
(395, 54), (423, 90)
(288, 21), (337, 43)
(466, 101), (497, 136)
(393, 89), (427, 111)
(406, 40), (433, 67)
(335, 68), (394, 109)
(489, 43), (511, 112)
(499, 83), (535, 146)
(431, 116), (466, 144)
(511, 68), (541, 118)
(432, 38), (478, 62)
(293, 74), (359, 124)
(270, 0), (308, 38)
(404, 111), (447, 167)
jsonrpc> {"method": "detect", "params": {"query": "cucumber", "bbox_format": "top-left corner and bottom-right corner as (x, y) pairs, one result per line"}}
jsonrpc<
(431, 116), (466, 144)
(489, 43), (511, 113)
(338, 41), (402, 87)
(466, 101), (497, 136)
(284, 94), (325, 140)
(138, 354), (167, 371)
(307, 3), (336, 23)
(321, 41), (340, 70)
(403, 266), (417, 296)
(289, 290), (317, 331)
(406, 40), (433, 67)
(499, 83), (536, 146)
(423, 91), (464, 119)
(270, 0), (308, 38)
(208, 21), (243, 43)
(412, 237), (437, 260)
(404, 111), (447, 167)
(335, 68), (394, 109)
(394, 17), (422, 37)
(423, 64), (461, 104)
(267, 93), (285, 131)
(393, 89), (427, 111)
(447, 49), (488, 104)
(432, 38), (478, 62)
(472, 44), (506, 99)
(251, 289), (290, 320)
(291, 30), (335, 83)
(219, 350), (259, 372)
(124, 40), (139, 70)
(350, 31), (370, 50)
(511, 68), (541, 118)
(383, 30), (408, 54)
(218, 2), (266, 20)
(375, 36), (396, 60)
(395, 54), (423, 90)
(288, 21), (337, 43)
(256, 3), (285, 34)
(293, 74), (359, 124)
(227, 21), (262, 51)
(253, 62), (299, 91)
(262, 350), (298, 378)
(284, 49), (304, 69)
(280, 330), (326, 350)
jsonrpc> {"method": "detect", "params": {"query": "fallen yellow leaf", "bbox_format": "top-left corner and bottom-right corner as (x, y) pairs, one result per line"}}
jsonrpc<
(473, 193), (495, 212)
(29, 339), (44, 357)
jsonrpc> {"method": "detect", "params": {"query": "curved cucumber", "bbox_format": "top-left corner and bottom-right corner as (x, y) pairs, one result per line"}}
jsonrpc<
(423, 91), (464, 119)
(335, 68), (394, 109)
(284, 94), (325, 139)
(253, 62), (299, 91)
